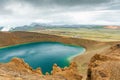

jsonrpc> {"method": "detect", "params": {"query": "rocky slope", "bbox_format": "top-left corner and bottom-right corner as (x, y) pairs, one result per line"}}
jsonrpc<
(0, 58), (82, 80)
(87, 44), (120, 80)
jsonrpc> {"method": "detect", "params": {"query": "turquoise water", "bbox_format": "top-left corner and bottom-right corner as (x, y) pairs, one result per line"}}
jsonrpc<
(0, 42), (85, 73)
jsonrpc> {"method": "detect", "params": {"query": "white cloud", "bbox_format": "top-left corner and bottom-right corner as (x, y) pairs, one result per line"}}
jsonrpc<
(0, 0), (120, 31)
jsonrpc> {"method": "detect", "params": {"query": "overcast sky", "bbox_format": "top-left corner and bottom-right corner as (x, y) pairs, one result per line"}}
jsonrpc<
(0, 0), (120, 30)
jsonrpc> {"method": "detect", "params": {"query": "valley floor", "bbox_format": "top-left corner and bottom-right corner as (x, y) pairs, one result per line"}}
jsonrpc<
(31, 28), (120, 41)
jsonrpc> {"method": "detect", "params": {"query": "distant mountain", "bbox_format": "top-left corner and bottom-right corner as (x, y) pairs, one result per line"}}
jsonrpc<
(9, 23), (111, 31)
(10, 23), (46, 31)
(0, 27), (3, 31)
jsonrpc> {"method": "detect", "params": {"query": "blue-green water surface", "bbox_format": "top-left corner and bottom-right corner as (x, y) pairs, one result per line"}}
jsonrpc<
(0, 42), (85, 73)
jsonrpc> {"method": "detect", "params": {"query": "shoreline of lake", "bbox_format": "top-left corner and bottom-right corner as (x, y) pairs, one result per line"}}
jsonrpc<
(0, 41), (85, 73)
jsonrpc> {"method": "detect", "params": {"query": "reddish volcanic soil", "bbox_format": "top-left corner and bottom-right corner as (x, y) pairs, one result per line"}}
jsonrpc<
(104, 26), (120, 29)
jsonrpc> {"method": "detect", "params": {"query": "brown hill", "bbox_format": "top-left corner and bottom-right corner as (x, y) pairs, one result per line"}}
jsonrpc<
(0, 31), (105, 49)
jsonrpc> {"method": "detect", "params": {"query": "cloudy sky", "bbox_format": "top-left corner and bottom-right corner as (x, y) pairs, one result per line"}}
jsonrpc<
(0, 0), (120, 30)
